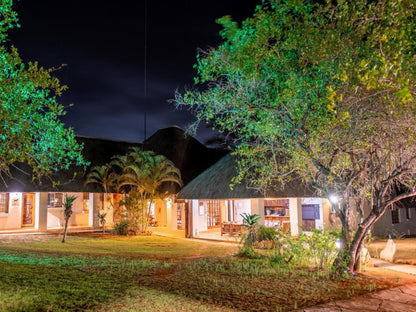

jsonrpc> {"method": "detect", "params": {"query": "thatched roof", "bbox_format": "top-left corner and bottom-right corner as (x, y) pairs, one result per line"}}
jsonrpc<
(0, 127), (228, 194)
(0, 136), (141, 193)
(177, 153), (317, 200)
(143, 126), (228, 185)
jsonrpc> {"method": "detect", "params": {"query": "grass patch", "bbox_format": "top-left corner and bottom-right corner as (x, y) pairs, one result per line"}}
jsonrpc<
(0, 234), (401, 311)
(0, 233), (237, 260)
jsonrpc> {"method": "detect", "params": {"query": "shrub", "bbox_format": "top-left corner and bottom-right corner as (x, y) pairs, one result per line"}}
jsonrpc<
(237, 245), (260, 259)
(257, 225), (278, 242)
(113, 220), (130, 236)
(294, 229), (340, 269)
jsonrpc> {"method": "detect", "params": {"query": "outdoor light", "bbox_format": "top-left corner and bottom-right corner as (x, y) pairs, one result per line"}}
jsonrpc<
(329, 195), (338, 204)
(335, 238), (343, 249)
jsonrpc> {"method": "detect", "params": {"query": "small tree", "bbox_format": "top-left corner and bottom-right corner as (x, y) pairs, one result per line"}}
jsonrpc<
(241, 213), (260, 247)
(62, 195), (77, 243)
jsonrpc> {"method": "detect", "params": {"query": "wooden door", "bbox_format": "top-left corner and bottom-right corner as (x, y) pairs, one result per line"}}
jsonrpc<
(22, 193), (35, 227)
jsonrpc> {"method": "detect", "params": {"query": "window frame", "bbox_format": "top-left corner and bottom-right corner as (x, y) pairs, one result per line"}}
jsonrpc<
(47, 193), (64, 208)
(0, 193), (9, 213)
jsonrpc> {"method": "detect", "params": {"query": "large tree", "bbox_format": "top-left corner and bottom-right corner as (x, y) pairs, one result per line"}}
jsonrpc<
(0, 0), (85, 184)
(175, 0), (416, 272)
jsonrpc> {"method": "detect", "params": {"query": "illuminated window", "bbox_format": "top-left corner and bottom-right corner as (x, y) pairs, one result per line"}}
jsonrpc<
(0, 193), (9, 213)
(391, 209), (400, 224)
(47, 193), (63, 208)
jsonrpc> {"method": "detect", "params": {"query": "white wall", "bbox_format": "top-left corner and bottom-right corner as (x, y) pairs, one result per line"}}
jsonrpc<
(234, 200), (251, 223)
(0, 193), (22, 230)
(192, 200), (207, 235)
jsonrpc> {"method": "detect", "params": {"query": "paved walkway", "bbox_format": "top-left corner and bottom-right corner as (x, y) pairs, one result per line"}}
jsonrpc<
(298, 259), (416, 312)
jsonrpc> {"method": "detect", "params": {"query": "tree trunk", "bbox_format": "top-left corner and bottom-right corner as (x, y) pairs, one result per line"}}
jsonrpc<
(62, 216), (70, 243)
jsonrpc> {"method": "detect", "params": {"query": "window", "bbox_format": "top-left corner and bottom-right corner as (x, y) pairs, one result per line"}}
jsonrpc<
(47, 193), (63, 208)
(302, 204), (320, 220)
(391, 209), (400, 224)
(406, 207), (411, 220)
(0, 193), (9, 213)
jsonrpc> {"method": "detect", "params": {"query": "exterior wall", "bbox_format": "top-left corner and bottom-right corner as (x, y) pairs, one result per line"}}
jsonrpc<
(38, 193), (48, 231)
(0, 193), (23, 230)
(372, 206), (416, 237)
(167, 198), (177, 230)
(234, 199), (251, 223)
(251, 199), (265, 226)
(289, 198), (302, 235)
(154, 199), (167, 227)
(47, 192), (90, 229)
(88, 193), (94, 227)
(192, 199), (206, 235)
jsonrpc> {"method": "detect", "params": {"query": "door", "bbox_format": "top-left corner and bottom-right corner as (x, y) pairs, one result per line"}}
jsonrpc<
(22, 193), (35, 227)
(207, 200), (221, 229)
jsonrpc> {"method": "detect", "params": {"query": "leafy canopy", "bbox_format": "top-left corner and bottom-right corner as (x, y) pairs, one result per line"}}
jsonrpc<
(0, 0), (85, 184)
(176, 0), (416, 195)
(176, 0), (416, 272)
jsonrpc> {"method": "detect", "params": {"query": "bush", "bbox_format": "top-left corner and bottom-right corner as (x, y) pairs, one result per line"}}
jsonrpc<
(113, 220), (130, 236)
(237, 245), (261, 259)
(257, 225), (278, 242)
(292, 229), (340, 270)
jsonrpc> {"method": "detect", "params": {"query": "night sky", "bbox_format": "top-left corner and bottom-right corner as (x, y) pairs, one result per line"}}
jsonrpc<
(9, 0), (257, 144)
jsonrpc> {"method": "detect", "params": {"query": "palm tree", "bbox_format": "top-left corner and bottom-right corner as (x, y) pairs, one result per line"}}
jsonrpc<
(115, 148), (182, 233)
(85, 164), (116, 194)
(85, 164), (118, 230)
(62, 195), (77, 243)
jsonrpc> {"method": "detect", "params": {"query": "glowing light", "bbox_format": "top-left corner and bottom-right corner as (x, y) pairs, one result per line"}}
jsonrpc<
(329, 195), (338, 204)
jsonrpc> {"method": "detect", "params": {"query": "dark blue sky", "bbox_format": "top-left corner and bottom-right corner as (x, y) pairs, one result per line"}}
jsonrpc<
(10, 0), (257, 144)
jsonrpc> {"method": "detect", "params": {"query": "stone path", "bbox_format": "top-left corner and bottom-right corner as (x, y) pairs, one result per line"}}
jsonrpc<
(297, 259), (416, 312)
(299, 284), (416, 311)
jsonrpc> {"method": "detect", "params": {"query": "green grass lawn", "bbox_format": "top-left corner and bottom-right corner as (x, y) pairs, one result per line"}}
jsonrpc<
(0, 233), (400, 311)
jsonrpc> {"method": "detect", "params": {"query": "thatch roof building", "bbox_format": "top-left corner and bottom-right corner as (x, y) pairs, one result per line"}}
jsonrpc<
(0, 127), (228, 194)
(177, 153), (317, 200)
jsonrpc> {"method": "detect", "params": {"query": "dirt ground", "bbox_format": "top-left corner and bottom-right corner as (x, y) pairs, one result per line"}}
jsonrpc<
(368, 237), (416, 265)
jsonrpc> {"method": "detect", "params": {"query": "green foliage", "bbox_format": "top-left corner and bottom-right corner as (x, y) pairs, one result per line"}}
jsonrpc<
(176, 0), (416, 272)
(63, 195), (77, 219)
(241, 213), (260, 247)
(0, 243), (385, 312)
(257, 225), (278, 242)
(237, 244), (260, 259)
(285, 230), (340, 270)
(113, 219), (130, 236)
(87, 148), (182, 234)
(0, 1), (86, 184)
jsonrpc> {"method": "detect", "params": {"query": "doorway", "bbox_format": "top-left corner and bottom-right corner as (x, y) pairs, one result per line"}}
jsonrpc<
(22, 193), (35, 227)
